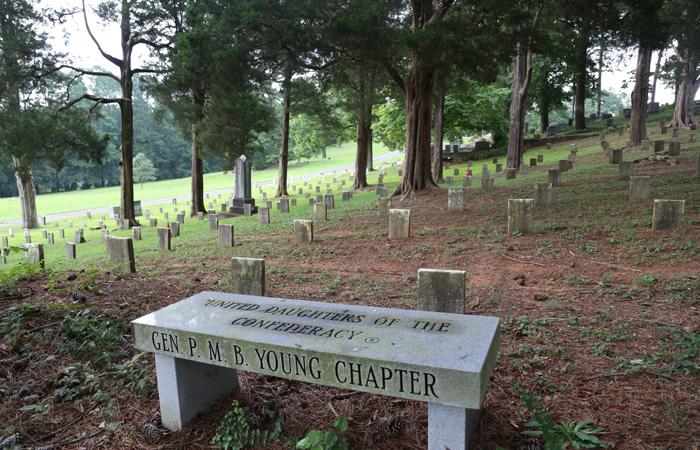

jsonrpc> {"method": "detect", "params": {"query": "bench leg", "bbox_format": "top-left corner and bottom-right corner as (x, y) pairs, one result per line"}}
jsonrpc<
(428, 404), (480, 450)
(155, 354), (239, 431)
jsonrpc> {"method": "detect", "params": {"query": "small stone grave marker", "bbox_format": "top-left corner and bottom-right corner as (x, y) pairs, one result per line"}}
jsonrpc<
(157, 228), (172, 251)
(106, 236), (136, 273)
(629, 176), (651, 201)
(448, 189), (464, 211)
(548, 169), (560, 186)
(507, 199), (534, 235)
(653, 140), (665, 153)
(324, 194), (335, 210)
(259, 207), (270, 225)
(24, 243), (44, 268)
(294, 220), (313, 243)
(231, 257), (265, 296)
(388, 209), (410, 238)
(218, 224), (234, 247)
(377, 198), (390, 217)
(652, 200), (684, 231)
(209, 214), (219, 231)
(669, 141), (681, 156)
(314, 203), (327, 222)
(65, 242), (76, 259)
(376, 186), (389, 197)
(534, 183), (552, 208)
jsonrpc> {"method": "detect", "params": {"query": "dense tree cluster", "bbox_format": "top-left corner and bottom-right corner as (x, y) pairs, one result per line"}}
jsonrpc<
(1, 0), (698, 225)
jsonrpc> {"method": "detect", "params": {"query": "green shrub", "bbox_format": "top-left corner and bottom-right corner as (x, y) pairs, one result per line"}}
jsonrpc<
(211, 400), (284, 450)
(519, 386), (613, 449)
(296, 417), (349, 450)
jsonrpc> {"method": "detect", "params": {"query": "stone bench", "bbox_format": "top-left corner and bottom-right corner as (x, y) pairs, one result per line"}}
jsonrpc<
(133, 291), (500, 449)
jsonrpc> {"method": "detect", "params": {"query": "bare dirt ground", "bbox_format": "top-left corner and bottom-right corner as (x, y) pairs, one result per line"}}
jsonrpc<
(1, 154), (699, 449)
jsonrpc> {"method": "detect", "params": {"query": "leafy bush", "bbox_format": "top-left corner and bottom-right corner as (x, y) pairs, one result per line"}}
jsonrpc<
(59, 309), (130, 363)
(0, 255), (41, 298)
(211, 400), (284, 450)
(519, 386), (613, 449)
(0, 303), (40, 344)
(112, 352), (154, 395)
(296, 417), (350, 450)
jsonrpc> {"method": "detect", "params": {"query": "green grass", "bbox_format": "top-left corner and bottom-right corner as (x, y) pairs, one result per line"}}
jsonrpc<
(0, 141), (394, 221)
(0, 177), (387, 272)
(2, 122), (698, 272)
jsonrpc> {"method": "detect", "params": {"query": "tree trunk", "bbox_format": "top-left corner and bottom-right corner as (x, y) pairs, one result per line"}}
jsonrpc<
(367, 128), (374, 171)
(393, 61), (436, 196)
(118, 0), (137, 227)
(119, 80), (137, 226)
(671, 49), (699, 128)
(432, 72), (445, 183)
(190, 92), (206, 216)
(538, 64), (550, 133)
(354, 122), (369, 189)
(365, 104), (373, 167)
(391, 0), (440, 197)
(596, 45), (604, 118)
(276, 66), (292, 197)
(650, 49), (663, 104)
(507, 43), (533, 169)
(190, 124), (206, 216)
(354, 67), (369, 189)
(574, 39), (588, 130)
(630, 45), (653, 145)
(13, 158), (39, 229)
(2, 13), (39, 229)
(539, 94), (549, 134)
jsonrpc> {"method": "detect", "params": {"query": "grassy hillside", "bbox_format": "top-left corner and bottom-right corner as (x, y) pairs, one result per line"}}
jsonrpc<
(0, 142), (393, 221)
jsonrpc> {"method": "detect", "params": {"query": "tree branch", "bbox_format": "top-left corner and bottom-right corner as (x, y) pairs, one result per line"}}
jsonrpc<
(82, 0), (122, 68)
(381, 59), (405, 94)
(56, 65), (120, 82)
(427, 0), (454, 26)
(59, 94), (123, 112)
(130, 38), (173, 52)
(132, 67), (170, 75)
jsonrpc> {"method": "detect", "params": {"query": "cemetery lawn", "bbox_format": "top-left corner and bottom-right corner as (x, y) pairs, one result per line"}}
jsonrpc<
(0, 141), (395, 222)
(1, 128), (699, 449)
